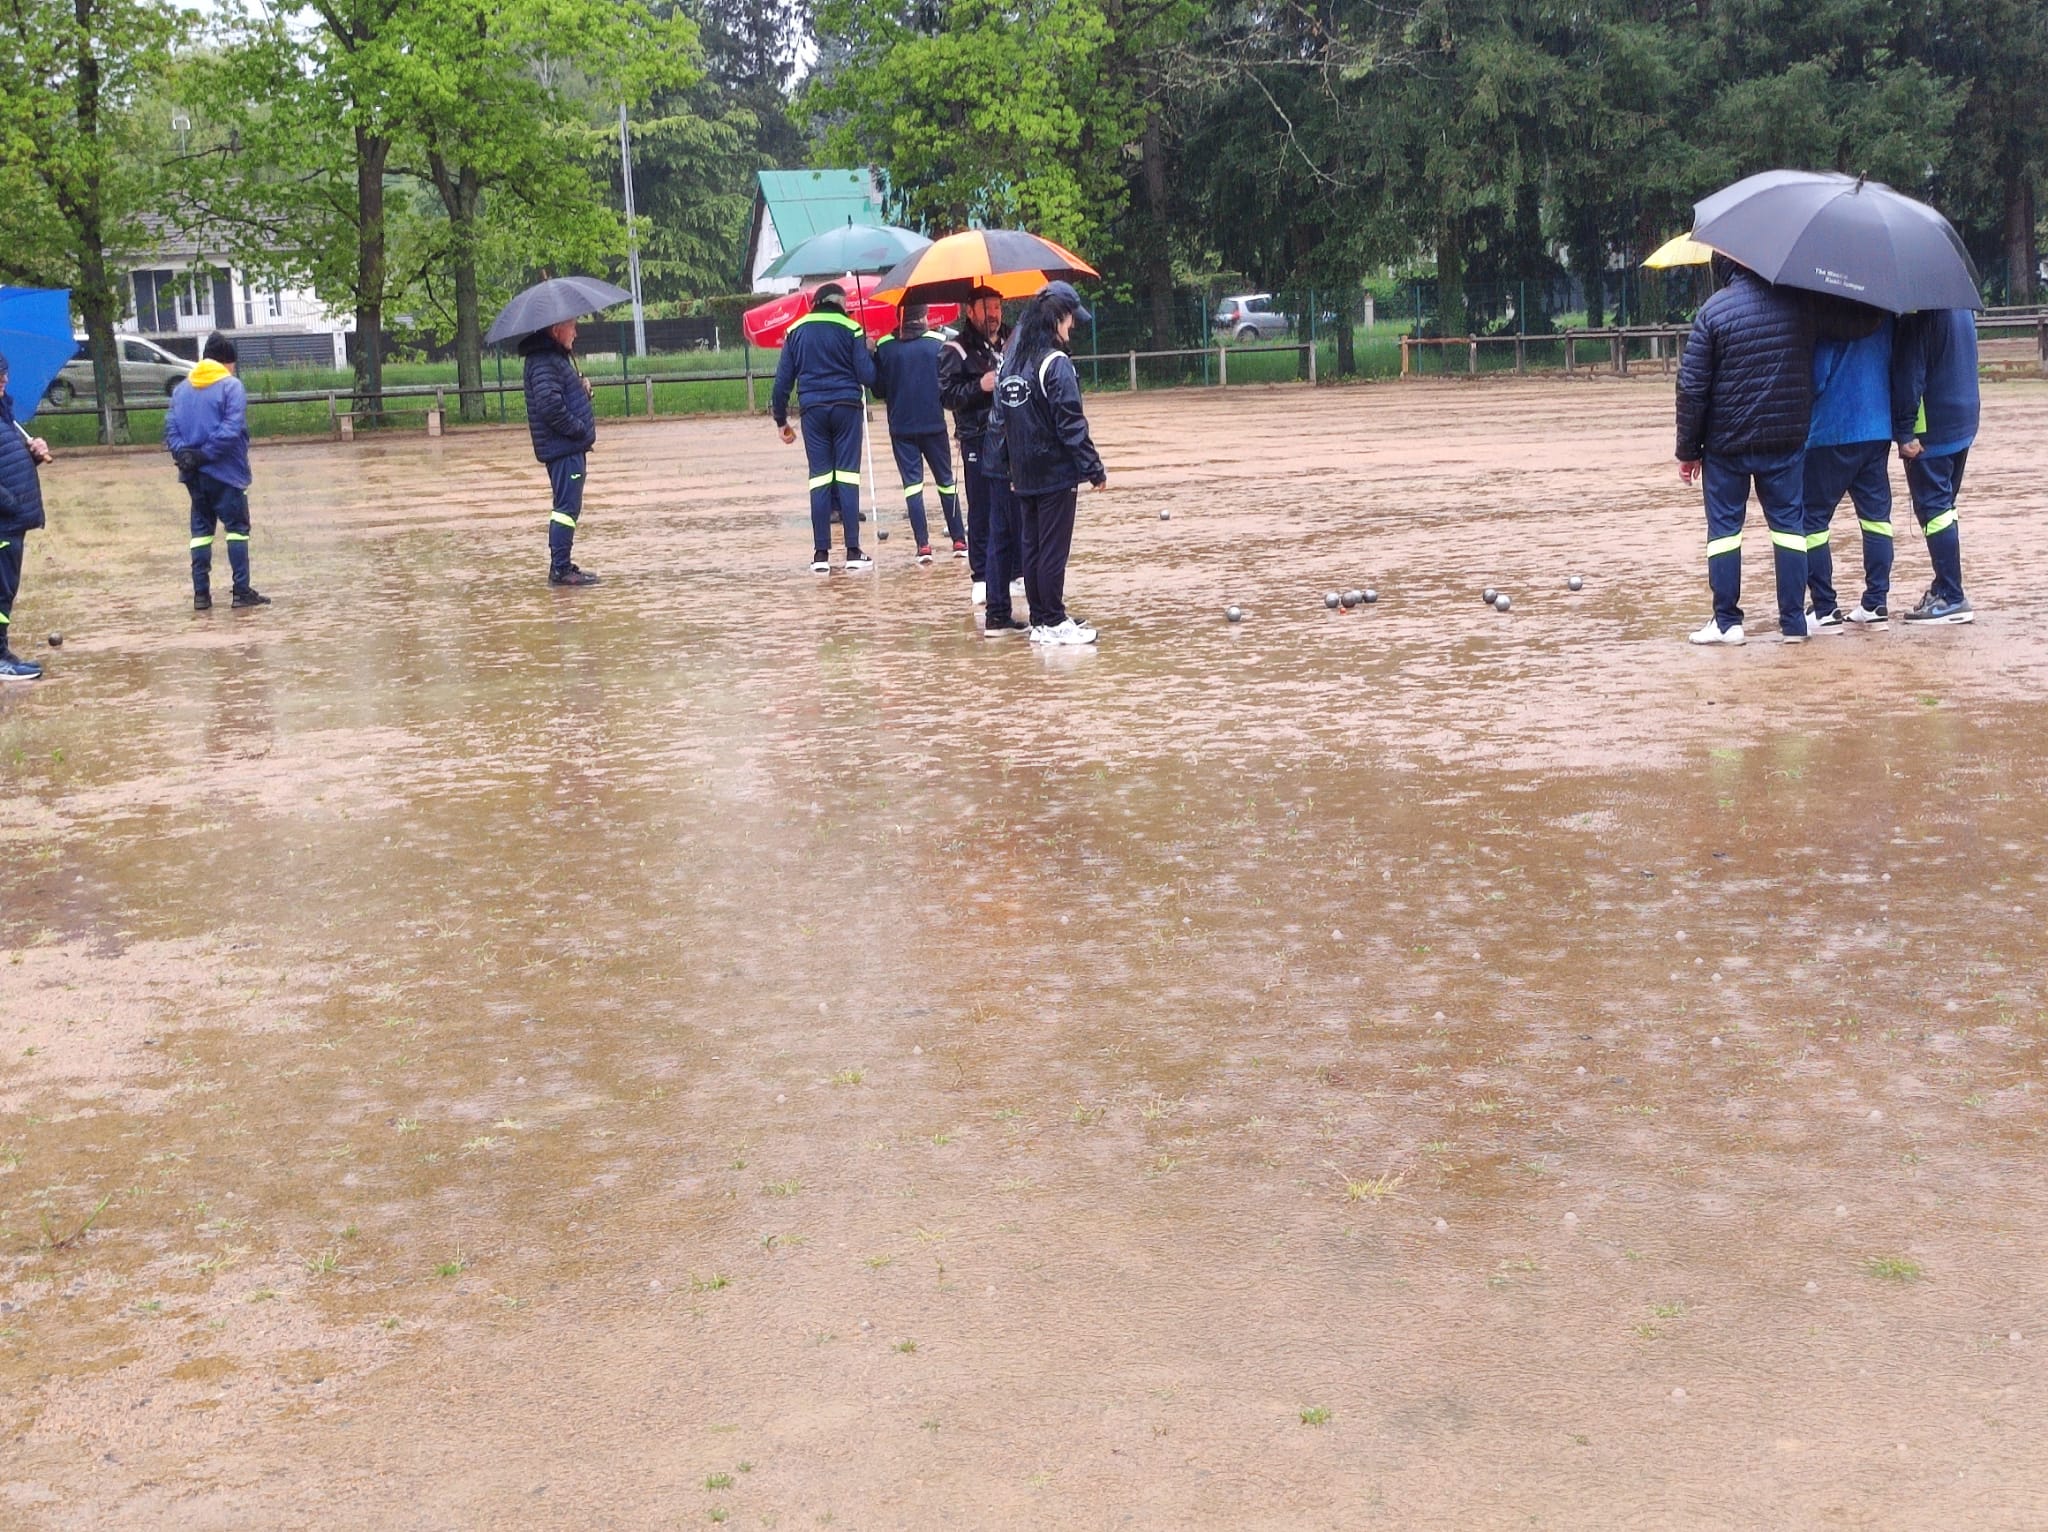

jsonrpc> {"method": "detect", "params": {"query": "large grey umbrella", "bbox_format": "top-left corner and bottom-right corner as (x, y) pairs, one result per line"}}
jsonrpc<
(484, 275), (634, 345)
(1690, 171), (1981, 314)
(761, 224), (928, 284)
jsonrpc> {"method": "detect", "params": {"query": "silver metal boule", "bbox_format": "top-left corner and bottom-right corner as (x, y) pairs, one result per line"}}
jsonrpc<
(1483, 587), (1497, 604)
(877, 529), (890, 540)
(1568, 575), (1584, 591)
(1339, 591), (1358, 608)
(1494, 593), (1512, 612)
(1324, 592), (1341, 609)
(1362, 588), (1378, 604)
(1160, 509), (1171, 520)
(48, 633), (63, 647)
(1226, 605), (1243, 622)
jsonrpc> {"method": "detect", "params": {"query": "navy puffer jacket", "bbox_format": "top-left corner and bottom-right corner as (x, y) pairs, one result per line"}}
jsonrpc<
(1676, 271), (1815, 460)
(0, 392), (45, 536)
(519, 331), (596, 464)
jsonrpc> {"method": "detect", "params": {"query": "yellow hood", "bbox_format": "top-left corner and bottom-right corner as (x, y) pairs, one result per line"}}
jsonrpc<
(188, 360), (232, 388)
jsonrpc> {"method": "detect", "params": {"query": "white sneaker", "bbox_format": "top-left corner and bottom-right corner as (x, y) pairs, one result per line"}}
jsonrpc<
(846, 550), (874, 571)
(971, 580), (986, 607)
(1688, 620), (1745, 646)
(1845, 602), (1888, 624)
(1036, 618), (1097, 646)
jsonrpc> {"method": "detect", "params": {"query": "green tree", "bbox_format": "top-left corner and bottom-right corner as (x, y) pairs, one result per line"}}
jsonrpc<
(0, 0), (188, 442)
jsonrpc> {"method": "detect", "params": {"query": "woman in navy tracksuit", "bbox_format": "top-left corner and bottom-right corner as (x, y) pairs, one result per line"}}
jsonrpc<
(989, 282), (1106, 645)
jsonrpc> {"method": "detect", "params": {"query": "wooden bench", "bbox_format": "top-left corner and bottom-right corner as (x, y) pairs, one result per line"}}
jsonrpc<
(329, 389), (447, 441)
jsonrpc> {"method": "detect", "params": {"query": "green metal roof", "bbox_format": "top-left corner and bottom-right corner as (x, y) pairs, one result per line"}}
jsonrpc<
(757, 170), (881, 246)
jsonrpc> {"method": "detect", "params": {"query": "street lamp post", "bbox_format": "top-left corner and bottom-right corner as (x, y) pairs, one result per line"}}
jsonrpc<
(618, 103), (647, 357)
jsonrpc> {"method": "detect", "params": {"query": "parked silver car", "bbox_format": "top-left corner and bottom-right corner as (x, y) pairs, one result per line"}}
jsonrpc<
(1214, 293), (1292, 342)
(45, 336), (194, 405)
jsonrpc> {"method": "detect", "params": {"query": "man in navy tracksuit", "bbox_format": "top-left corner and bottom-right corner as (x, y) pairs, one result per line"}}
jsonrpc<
(0, 350), (53, 680)
(1890, 308), (1978, 624)
(870, 303), (960, 564)
(519, 318), (599, 586)
(1675, 259), (1814, 645)
(1800, 306), (1895, 629)
(773, 284), (878, 572)
(165, 334), (269, 610)
(938, 287), (1010, 604)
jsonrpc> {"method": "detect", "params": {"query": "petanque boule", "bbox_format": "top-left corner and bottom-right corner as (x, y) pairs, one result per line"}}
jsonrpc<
(877, 528), (890, 540)
(1568, 575), (1584, 592)
(48, 633), (63, 648)
(1160, 508), (1171, 520)
(1226, 605), (1244, 622)
(1324, 592), (1341, 610)
(1494, 593), (1512, 612)
(1339, 591), (1358, 609)
(1346, 590), (1365, 607)
(1362, 588), (1378, 604)
(1483, 587), (1497, 604)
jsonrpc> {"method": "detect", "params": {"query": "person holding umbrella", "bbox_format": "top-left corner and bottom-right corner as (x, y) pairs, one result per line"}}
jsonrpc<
(1890, 308), (1978, 624)
(939, 285), (1011, 603)
(520, 318), (599, 586)
(772, 283), (877, 573)
(1675, 256), (1814, 646)
(991, 281), (1106, 646)
(0, 350), (53, 680)
(870, 302), (961, 564)
(485, 275), (631, 587)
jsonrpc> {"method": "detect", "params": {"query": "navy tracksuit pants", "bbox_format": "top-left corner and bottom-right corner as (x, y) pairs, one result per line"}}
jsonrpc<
(1018, 487), (1080, 629)
(1903, 449), (1967, 604)
(1703, 449), (1805, 637)
(0, 533), (24, 645)
(961, 436), (1001, 580)
(187, 473), (253, 595)
(546, 453), (586, 575)
(980, 465), (1023, 623)
(890, 430), (960, 550)
(1802, 441), (1893, 616)
(803, 403), (864, 554)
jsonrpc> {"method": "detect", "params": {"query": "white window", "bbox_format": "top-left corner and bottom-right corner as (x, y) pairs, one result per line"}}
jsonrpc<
(194, 275), (211, 317)
(268, 288), (284, 319)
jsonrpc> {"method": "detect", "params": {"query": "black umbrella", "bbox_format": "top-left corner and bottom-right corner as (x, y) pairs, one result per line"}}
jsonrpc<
(484, 275), (634, 345)
(1690, 171), (1981, 314)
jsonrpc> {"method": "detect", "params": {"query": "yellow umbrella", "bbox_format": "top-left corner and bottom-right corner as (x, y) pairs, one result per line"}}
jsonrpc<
(1644, 234), (1715, 268)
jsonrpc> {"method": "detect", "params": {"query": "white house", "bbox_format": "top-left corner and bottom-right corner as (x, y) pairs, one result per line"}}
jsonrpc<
(116, 217), (353, 368)
(742, 168), (887, 294)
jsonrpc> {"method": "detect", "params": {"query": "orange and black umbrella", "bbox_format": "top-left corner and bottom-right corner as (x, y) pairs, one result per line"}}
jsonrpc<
(869, 229), (1097, 305)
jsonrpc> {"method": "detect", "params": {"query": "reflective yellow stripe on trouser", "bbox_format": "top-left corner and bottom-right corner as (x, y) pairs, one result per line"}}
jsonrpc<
(550, 511), (578, 528)
(191, 535), (215, 549)
(1769, 530), (1805, 552)
(834, 471), (862, 485)
(1804, 531), (1830, 551)
(809, 471), (834, 490)
(1924, 509), (1957, 537)
(1859, 519), (1894, 539)
(1706, 533), (1742, 557)
(224, 532), (250, 543)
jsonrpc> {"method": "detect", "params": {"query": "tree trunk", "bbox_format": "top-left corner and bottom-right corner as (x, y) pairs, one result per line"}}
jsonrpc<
(430, 152), (487, 423)
(1575, 211), (1606, 330)
(1140, 105), (1174, 350)
(1436, 217), (1468, 339)
(75, 251), (129, 446)
(1336, 284), (1357, 376)
(70, 14), (128, 444)
(2005, 167), (2037, 306)
(354, 127), (390, 419)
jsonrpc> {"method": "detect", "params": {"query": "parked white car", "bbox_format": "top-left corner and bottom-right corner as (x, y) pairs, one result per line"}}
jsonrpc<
(1214, 294), (1293, 342)
(45, 336), (194, 405)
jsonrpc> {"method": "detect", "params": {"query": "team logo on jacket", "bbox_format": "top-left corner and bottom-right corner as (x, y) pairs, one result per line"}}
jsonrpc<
(997, 376), (1032, 408)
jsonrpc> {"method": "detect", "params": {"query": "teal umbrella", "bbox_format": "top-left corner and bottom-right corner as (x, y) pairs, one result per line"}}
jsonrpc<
(762, 224), (929, 283)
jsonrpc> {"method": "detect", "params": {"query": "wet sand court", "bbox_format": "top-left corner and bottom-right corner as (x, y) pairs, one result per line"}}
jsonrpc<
(4, 377), (2048, 1528)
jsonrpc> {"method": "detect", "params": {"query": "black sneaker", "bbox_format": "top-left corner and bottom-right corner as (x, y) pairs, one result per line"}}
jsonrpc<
(549, 566), (599, 587)
(845, 549), (874, 571)
(983, 614), (1029, 636)
(810, 550), (831, 573)
(193, 591), (213, 611)
(231, 586), (271, 607)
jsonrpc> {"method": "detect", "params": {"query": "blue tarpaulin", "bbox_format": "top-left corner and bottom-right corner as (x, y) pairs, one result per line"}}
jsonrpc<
(0, 287), (77, 424)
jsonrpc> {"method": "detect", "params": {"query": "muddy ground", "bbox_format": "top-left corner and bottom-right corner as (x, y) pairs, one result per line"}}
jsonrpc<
(2, 378), (2046, 1530)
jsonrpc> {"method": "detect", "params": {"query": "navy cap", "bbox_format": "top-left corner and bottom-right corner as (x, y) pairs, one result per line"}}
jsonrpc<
(812, 282), (848, 311)
(1042, 279), (1092, 324)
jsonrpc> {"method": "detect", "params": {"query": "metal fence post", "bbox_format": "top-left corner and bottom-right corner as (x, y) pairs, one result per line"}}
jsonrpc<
(745, 344), (756, 413)
(1128, 349), (1137, 392)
